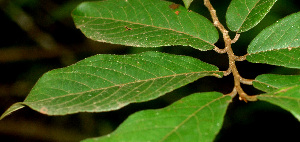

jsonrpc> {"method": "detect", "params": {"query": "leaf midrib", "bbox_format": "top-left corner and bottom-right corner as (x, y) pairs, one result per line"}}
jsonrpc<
(237, 0), (261, 32)
(259, 95), (300, 101)
(248, 15), (300, 54)
(248, 46), (299, 55)
(159, 95), (228, 141)
(254, 80), (278, 91)
(73, 15), (215, 46)
(25, 71), (221, 103)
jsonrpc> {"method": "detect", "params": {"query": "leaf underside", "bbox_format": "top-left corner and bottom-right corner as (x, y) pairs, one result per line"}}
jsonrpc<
(0, 52), (222, 119)
(83, 92), (231, 142)
(258, 85), (300, 121)
(247, 12), (300, 69)
(226, 0), (277, 32)
(71, 0), (218, 51)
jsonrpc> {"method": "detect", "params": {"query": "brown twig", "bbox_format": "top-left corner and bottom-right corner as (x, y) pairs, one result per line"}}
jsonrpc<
(240, 78), (254, 85)
(231, 33), (240, 44)
(204, 0), (257, 102)
(213, 46), (227, 54)
(223, 67), (231, 76)
(226, 87), (237, 98)
(235, 54), (248, 61)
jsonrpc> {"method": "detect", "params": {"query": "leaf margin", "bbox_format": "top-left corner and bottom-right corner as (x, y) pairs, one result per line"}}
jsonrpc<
(226, 0), (277, 32)
(82, 92), (232, 142)
(0, 51), (223, 119)
(253, 74), (300, 93)
(71, 0), (219, 51)
(246, 12), (300, 69)
(257, 85), (300, 121)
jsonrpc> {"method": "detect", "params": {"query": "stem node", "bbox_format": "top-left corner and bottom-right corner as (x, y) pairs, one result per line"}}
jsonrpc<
(204, 0), (257, 102)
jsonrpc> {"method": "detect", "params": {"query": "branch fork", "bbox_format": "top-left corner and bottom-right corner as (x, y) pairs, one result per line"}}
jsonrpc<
(204, 0), (257, 102)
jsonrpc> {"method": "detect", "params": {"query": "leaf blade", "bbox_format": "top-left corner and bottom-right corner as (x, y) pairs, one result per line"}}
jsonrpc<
(72, 0), (218, 50)
(226, 0), (277, 32)
(253, 74), (300, 92)
(247, 12), (300, 68)
(0, 103), (25, 120)
(83, 92), (231, 142)
(258, 85), (300, 121)
(1, 52), (222, 118)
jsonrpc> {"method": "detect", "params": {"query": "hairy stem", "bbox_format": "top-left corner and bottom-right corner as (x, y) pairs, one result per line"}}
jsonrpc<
(235, 54), (248, 61)
(231, 33), (240, 43)
(204, 0), (257, 102)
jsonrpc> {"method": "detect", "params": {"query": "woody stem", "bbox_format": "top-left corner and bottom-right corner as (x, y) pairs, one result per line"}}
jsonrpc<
(204, 0), (257, 102)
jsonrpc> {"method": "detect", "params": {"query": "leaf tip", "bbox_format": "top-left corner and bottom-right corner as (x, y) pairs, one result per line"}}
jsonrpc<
(182, 0), (193, 9)
(0, 103), (25, 120)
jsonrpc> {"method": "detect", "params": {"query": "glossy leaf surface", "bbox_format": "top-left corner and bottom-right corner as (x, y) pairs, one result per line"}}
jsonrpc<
(83, 92), (231, 142)
(226, 0), (277, 32)
(253, 74), (300, 92)
(72, 0), (218, 50)
(0, 52), (222, 119)
(247, 12), (300, 68)
(258, 85), (300, 121)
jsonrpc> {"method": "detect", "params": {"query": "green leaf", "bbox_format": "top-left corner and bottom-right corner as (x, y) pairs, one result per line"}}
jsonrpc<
(226, 0), (277, 32)
(253, 74), (300, 93)
(0, 52), (222, 119)
(83, 92), (231, 142)
(182, 0), (193, 9)
(71, 0), (218, 51)
(247, 12), (300, 69)
(258, 85), (300, 121)
(0, 103), (25, 120)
